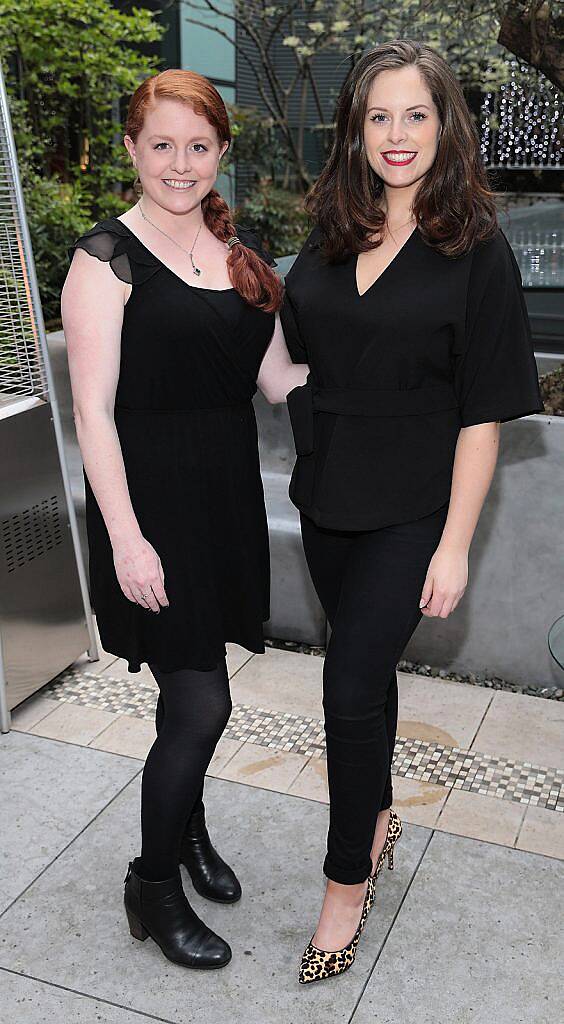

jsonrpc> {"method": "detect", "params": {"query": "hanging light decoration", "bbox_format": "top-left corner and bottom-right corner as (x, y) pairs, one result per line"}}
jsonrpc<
(480, 61), (562, 169)
(479, 63), (563, 288)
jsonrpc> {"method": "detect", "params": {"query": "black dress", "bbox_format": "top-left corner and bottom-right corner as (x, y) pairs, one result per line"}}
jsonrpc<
(281, 225), (544, 531)
(68, 218), (276, 672)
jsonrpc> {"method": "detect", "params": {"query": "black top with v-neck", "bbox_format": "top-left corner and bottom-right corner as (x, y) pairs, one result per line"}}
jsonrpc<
(68, 217), (276, 672)
(280, 224), (544, 531)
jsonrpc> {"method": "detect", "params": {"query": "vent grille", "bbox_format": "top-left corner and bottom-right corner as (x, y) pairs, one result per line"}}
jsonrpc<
(2, 495), (63, 573)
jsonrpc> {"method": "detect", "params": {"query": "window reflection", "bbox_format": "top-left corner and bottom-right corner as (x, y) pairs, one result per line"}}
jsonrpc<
(501, 202), (564, 289)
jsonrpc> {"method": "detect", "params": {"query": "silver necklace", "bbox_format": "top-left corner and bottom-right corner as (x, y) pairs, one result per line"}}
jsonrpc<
(138, 201), (203, 276)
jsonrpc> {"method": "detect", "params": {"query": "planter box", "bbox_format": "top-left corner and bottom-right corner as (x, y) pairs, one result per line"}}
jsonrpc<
(405, 414), (564, 688)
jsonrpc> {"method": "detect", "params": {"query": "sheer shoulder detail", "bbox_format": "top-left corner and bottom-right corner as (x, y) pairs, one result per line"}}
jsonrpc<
(67, 218), (161, 286)
(236, 225), (277, 268)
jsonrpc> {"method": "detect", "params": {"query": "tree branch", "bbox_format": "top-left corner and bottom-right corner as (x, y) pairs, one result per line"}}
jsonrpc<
(498, 0), (564, 90)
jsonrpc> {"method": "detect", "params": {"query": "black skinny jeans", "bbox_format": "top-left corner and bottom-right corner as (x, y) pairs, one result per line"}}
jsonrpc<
(300, 503), (449, 885)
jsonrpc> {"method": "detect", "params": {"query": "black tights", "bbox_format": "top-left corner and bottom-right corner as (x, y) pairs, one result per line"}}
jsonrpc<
(300, 504), (449, 885)
(138, 659), (231, 881)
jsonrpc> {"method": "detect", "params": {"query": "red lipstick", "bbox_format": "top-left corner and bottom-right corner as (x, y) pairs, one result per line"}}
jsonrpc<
(381, 151), (417, 166)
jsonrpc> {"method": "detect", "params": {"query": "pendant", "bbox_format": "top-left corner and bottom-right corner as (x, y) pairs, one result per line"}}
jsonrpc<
(193, 266), (201, 277)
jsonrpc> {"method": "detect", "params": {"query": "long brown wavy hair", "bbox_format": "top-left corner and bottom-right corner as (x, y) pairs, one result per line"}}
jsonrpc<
(306, 40), (498, 261)
(126, 69), (283, 312)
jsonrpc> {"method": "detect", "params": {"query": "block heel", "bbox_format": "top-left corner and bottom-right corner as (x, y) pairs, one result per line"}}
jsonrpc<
(126, 907), (148, 941)
(123, 859), (231, 969)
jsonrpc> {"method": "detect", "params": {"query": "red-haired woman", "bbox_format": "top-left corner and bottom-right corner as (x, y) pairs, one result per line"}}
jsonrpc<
(62, 69), (307, 970)
(280, 40), (543, 984)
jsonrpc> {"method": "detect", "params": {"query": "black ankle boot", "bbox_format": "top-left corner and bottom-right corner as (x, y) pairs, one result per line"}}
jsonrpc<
(124, 859), (231, 969)
(180, 806), (242, 904)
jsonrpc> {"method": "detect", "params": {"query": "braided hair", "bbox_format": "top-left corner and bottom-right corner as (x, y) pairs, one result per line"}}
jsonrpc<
(202, 188), (283, 312)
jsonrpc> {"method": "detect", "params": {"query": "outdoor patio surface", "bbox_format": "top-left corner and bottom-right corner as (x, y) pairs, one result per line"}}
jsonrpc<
(1, 619), (563, 1023)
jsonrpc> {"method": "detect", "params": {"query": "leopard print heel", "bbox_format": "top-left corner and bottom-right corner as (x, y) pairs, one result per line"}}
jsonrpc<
(298, 875), (376, 985)
(371, 808), (403, 883)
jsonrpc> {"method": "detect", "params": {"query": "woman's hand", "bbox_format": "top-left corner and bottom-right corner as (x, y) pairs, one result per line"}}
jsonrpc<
(419, 542), (468, 618)
(257, 314), (309, 404)
(112, 533), (169, 613)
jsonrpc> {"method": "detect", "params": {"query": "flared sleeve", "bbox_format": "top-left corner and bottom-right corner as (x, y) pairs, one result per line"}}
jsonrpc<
(453, 229), (544, 427)
(67, 219), (161, 286)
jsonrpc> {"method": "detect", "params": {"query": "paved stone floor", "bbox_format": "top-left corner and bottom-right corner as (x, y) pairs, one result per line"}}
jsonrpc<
(1, 619), (563, 1023)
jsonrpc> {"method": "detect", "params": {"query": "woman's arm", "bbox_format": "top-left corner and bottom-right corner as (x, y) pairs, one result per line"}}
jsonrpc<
(257, 314), (309, 404)
(419, 421), (500, 618)
(61, 250), (168, 612)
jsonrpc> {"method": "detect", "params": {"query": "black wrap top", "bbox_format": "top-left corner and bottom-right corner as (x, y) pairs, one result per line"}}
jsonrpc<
(280, 225), (544, 531)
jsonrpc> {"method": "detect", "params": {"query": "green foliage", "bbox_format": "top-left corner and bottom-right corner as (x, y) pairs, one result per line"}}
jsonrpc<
(235, 180), (310, 257)
(279, 0), (509, 91)
(227, 104), (286, 183)
(0, 0), (163, 202)
(24, 176), (114, 325)
(361, 1), (508, 92)
(0, 0), (164, 320)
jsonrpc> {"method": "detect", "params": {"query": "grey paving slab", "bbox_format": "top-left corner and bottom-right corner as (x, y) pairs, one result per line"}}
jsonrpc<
(0, 732), (141, 915)
(352, 830), (564, 1024)
(0, 775), (430, 1024)
(0, 969), (152, 1024)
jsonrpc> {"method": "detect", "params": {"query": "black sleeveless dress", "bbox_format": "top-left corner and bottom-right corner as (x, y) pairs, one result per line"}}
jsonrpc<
(68, 218), (276, 673)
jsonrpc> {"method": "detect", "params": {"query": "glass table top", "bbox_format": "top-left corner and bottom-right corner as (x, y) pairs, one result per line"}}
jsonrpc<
(548, 613), (564, 671)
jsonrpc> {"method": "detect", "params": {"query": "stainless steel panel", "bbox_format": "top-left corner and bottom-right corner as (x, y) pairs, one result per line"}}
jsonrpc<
(0, 64), (97, 729)
(0, 402), (90, 709)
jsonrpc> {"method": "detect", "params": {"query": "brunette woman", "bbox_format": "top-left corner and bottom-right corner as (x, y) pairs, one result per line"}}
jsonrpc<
(279, 40), (543, 984)
(62, 69), (307, 970)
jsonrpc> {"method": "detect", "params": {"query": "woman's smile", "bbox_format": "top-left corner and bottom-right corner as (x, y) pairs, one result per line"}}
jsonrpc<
(381, 150), (417, 166)
(162, 178), (197, 189)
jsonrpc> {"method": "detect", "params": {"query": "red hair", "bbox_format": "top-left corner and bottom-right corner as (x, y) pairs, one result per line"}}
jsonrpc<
(126, 69), (283, 313)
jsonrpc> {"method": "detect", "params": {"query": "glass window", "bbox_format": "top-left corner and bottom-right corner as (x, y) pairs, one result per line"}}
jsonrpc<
(216, 84), (235, 106)
(214, 85), (235, 205)
(500, 200), (564, 289)
(180, 0), (235, 83)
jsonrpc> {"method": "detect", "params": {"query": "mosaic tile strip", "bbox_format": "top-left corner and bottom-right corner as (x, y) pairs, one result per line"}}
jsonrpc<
(43, 668), (563, 813)
(224, 704), (326, 759)
(392, 737), (563, 812)
(44, 667), (158, 719)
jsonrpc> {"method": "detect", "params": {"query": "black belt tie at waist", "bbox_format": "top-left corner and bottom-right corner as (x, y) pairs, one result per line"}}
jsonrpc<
(286, 378), (459, 456)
